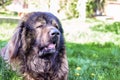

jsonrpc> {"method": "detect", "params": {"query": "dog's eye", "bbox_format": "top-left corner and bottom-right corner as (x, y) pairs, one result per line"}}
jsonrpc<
(36, 25), (43, 28)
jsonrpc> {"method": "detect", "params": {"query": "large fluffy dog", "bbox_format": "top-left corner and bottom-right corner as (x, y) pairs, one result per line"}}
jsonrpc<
(1, 12), (68, 80)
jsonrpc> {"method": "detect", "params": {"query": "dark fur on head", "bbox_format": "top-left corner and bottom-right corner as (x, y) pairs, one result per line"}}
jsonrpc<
(1, 12), (68, 80)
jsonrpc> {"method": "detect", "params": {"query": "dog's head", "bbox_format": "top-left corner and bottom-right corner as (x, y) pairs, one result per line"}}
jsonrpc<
(0, 12), (68, 79)
(3, 12), (64, 59)
(35, 24), (61, 57)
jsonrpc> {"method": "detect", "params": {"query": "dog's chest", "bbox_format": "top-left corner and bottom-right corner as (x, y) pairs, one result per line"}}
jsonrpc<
(26, 56), (61, 80)
(27, 56), (52, 73)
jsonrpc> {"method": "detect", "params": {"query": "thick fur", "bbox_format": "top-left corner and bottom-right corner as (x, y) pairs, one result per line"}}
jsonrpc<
(0, 12), (68, 80)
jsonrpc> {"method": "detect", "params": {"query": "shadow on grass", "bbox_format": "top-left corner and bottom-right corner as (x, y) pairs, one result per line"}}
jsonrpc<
(66, 42), (120, 80)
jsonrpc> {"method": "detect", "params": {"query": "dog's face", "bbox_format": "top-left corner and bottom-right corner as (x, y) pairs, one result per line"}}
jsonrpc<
(8, 12), (64, 58)
(34, 21), (61, 57)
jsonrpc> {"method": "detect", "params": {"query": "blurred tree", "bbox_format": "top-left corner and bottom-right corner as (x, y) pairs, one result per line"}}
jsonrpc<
(66, 0), (79, 19)
(86, 0), (106, 17)
(0, 0), (12, 9)
(94, 0), (106, 16)
(0, 0), (107, 19)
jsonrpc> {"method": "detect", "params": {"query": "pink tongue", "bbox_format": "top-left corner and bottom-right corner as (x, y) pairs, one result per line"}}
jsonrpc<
(48, 44), (56, 49)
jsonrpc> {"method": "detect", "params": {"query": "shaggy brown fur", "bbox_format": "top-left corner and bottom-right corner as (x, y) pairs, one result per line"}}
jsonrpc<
(1, 12), (68, 80)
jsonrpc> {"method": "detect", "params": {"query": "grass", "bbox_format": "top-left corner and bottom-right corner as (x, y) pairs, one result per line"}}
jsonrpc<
(0, 22), (21, 80)
(0, 10), (18, 17)
(0, 57), (22, 80)
(1, 20), (120, 80)
(91, 22), (120, 34)
(67, 42), (120, 80)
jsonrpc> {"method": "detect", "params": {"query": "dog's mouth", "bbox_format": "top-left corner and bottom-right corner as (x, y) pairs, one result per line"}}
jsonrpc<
(38, 42), (57, 57)
(37, 32), (60, 57)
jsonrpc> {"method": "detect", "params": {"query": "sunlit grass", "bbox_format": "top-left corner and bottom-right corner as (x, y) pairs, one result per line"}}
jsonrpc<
(1, 20), (120, 80)
(63, 20), (120, 45)
(0, 22), (17, 41)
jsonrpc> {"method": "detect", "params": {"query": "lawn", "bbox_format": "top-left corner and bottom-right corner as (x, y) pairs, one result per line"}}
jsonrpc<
(0, 19), (120, 80)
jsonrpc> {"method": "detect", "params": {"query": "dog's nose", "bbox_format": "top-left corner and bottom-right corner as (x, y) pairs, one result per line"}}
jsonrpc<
(49, 28), (60, 37)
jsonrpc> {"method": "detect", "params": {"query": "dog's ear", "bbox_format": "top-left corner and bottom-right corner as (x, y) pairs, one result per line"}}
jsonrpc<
(8, 22), (24, 59)
(1, 22), (26, 60)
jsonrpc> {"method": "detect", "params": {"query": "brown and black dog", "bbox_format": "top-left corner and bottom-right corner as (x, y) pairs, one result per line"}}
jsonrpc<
(1, 12), (68, 80)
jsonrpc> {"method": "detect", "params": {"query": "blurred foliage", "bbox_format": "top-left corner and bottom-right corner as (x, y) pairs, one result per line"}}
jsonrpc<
(0, 0), (106, 18)
(0, 0), (12, 5)
(86, 0), (96, 17)
(65, 0), (106, 18)
(86, 0), (106, 17)
(0, 0), (12, 8)
(0, 11), (18, 17)
(91, 22), (120, 34)
(65, 0), (79, 19)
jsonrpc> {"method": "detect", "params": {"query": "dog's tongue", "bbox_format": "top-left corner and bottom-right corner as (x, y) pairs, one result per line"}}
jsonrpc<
(48, 44), (56, 49)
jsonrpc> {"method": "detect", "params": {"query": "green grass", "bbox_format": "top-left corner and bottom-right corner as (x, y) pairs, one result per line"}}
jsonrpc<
(0, 10), (18, 17)
(0, 57), (22, 80)
(91, 22), (120, 34)
(1, 20), (120, 80)
(0, 22), (21, 80)
(67, 42), (120, 80)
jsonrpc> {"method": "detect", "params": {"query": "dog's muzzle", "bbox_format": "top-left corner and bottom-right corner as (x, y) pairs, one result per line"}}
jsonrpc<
(38, 28), (60, 57)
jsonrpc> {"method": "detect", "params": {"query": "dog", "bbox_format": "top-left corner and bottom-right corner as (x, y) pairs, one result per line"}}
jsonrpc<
(1, 12), (68, 80)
